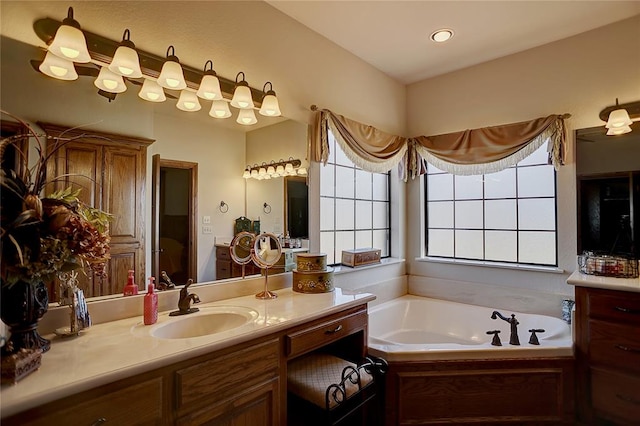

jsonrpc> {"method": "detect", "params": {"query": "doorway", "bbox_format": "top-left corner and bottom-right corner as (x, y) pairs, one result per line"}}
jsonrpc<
(152, 155), (198, 284)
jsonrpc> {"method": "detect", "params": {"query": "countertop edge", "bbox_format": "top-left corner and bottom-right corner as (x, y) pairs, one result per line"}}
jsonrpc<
(566, 270), (640, 293)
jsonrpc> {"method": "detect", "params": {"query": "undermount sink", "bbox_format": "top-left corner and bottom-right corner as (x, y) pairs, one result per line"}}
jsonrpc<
(145, 306), (259, 339)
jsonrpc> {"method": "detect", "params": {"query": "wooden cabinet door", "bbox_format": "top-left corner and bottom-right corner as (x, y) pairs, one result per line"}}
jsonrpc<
(41, 123), (153, 298)
(102, 145), (146, 295)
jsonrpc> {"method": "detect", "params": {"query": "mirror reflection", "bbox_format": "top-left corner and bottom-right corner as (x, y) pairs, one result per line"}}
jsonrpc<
(575, 124), (640, 257)
(0, 36), (309, 303)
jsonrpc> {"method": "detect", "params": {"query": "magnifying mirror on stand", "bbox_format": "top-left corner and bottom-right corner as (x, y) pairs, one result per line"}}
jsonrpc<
(229, 231), (255, 279)
(250, 233), (282, 300)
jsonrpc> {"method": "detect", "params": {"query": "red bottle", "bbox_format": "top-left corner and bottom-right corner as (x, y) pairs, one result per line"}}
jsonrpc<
(123, 270), (138, 296)
(144, 277), (158, 325)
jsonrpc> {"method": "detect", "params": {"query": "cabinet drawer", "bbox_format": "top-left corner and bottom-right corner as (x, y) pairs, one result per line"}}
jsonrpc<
(216, 245), (232, 261)
(590, 319), (640, 374)
(175, 339), (279, 412)
(591, 366), (640, 423)
(286, 308), (367, 358)
(588, 290), (640, 325)
(9, 377), (163, 426)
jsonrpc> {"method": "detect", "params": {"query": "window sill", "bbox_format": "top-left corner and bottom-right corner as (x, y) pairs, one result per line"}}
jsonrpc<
(331, 257), (405, 275)
(416, 256), (564, 274)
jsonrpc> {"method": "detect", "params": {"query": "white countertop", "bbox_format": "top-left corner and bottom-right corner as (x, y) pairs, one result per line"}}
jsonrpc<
(567, 270), (640, 293)
(1, 288), (375, 418)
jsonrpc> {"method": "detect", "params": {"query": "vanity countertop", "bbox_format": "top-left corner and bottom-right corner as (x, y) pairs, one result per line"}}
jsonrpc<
(0, 287), (375, 418)
(567, 270), (640, 293)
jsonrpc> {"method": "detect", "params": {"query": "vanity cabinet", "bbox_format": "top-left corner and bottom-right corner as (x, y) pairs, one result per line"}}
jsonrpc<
(3, 302), (369, 426)
(575, 286), (640, 424)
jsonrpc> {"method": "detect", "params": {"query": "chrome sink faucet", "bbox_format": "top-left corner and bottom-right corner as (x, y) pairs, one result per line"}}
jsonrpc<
(169, 279), (200, 316)
(491, 311), (520, 345)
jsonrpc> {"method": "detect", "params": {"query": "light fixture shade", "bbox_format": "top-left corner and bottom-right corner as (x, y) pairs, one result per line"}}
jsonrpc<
(607, 125), (632, 136)
(243, 168), (251, 179)
(284, 162), (294, 174)
(259, 166), (267, 177)
(94, 66), (127, 93)
(606, 108), (633, 129)
(259, 93), (281, 117)
(250, 169), (259, 179)
(138, 78), (166, 102)
(108, 30), (142, 78)
(236, 108), (257, 125)
(39, 51), (78, 80)
(267, 166), (276, 176)
(48, 8), (91, 63)
(297, 167), (307, 176)
(231, 73), (254, 109)
(176, 90), (202, 112)
(157, 46), (186, 90)
(259, 82), (281, 116)
(209, 100), (232, 118)
(275, 165), (285, 176)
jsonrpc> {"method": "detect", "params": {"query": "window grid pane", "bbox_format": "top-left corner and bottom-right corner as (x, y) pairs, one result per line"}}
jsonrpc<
(425, 146), (557, 267)
(320, 130), (391, 265)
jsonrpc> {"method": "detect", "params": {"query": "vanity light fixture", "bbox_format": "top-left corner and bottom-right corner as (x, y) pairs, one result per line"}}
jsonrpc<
(39, 51), (78, 80)
(197, 60), (222, 100)
(138, 78), (166, 102)
(231, 72), (254, 109)
(430, 28), (454, 43)
(600, 98), (640, 136)
(47, 7), (91, 63)
(32, 9), (279, 125)
(243, 158), (304, 180)
(94, 66), (126, 93)
(259, 82), (281, 117)
(237, 108), (258, 126)
(176, 90), (201, 112)
(157, 46), (187, 90)
(108, 29), (142, 78)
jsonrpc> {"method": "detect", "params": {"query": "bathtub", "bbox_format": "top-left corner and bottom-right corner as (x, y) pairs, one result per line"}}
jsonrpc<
(368, 295), (573, 361)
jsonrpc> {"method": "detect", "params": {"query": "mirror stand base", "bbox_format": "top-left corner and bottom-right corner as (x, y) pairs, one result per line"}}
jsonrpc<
(255, 291), (278, 300)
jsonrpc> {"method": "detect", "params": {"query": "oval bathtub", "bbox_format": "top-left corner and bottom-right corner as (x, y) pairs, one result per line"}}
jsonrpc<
(367, 295), (573, 361)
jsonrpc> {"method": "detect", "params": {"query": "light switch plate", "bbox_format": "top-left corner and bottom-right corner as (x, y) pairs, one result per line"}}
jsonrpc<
(202, 226), (212, 234)
(203, 215), (211, 224)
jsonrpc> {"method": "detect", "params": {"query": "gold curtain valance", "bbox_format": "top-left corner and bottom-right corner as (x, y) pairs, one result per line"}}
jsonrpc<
(310, 107), (568, 180)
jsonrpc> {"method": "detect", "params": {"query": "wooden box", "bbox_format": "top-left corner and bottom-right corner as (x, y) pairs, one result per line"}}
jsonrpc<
(341, 248), (381, 267)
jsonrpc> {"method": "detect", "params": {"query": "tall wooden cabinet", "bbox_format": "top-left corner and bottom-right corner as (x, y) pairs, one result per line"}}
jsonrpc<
(42, 123), (153, 298)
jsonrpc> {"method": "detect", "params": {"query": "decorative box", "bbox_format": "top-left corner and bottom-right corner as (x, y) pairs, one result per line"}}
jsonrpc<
(295, 253), (327, 272)
(341, 248), (381, 267)
(292, 267), (335, 294)
(1, 348), (42, 385)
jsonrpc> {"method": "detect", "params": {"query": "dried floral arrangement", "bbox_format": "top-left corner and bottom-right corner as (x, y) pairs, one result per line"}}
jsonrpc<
(0, 111), (112, 287)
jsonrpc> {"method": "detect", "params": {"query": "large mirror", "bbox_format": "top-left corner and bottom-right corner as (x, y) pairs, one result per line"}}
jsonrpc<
(0, 36), (309, 302)
(576, 123), (639, 257)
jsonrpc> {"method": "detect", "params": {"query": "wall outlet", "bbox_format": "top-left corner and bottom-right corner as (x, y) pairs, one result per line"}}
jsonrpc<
(202, 226), (213, 234)
(203, 215), (211, 224)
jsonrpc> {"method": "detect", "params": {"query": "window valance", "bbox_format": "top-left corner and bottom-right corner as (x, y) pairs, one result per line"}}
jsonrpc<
(310, 107), (568, 180)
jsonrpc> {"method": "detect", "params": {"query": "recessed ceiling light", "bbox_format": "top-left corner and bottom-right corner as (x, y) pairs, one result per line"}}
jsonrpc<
(430, 29), (454, 43)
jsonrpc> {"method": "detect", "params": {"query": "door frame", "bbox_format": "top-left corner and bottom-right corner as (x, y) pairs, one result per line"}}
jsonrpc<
(152, 155), (198, 283)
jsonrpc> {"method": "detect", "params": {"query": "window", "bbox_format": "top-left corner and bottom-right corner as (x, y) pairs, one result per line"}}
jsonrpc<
(320, 130), (391, 264)
(425, 143), (557, 266)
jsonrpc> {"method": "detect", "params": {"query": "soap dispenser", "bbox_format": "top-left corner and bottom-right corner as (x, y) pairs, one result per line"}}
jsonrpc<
(144, 277), (158, 325)
(123, 270), (138, 296)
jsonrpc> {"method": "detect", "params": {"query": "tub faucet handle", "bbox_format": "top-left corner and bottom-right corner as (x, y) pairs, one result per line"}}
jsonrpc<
(528, 329), (545, 345)
(486, 330), (502, 346)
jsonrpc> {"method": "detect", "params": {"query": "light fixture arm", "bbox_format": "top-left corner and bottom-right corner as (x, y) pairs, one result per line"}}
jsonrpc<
(599, 99), (640, 122)
(62, 6), (81, 29)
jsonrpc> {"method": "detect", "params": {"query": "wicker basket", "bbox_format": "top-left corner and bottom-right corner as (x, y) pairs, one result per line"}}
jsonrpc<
(578, 252), (639, 278)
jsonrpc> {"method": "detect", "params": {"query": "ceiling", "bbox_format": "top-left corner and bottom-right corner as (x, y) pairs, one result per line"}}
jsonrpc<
(267, 0), (640, 84)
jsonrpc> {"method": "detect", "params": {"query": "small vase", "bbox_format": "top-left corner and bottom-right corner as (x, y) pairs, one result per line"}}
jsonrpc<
(1, 279), (50, 354)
